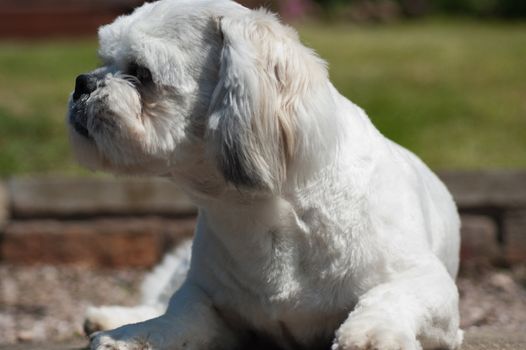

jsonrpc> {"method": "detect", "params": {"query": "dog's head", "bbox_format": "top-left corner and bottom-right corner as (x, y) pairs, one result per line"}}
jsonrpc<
(68, 0), (334, 195)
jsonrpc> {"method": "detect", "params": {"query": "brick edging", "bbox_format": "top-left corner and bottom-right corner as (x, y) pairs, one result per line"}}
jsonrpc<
(1, 217), (195, 268)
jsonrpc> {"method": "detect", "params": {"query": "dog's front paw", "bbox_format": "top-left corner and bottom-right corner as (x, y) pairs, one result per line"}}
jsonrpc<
(90, 330), (154, 350)
(88, 317), (200, 350)
(333, 316), (421, 350)
(84, 305), (164, 336)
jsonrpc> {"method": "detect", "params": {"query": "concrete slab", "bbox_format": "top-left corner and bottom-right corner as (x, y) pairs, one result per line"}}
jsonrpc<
(2, 331), (525, 350)
(8, 177), (196, 218)
(439, 171), (526, 209)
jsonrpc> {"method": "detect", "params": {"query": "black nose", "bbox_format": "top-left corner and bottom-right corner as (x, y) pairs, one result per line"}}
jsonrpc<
(73, 74), (97, 101)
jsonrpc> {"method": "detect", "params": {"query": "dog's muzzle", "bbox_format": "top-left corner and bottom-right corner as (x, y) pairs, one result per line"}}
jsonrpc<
(69, 74), (97, 139)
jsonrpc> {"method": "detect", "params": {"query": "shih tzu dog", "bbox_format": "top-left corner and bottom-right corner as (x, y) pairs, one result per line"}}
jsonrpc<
(67, 0), (463, 349)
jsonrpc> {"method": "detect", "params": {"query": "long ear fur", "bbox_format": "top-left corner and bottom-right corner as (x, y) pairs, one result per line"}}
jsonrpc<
(207, 9), (328, 192)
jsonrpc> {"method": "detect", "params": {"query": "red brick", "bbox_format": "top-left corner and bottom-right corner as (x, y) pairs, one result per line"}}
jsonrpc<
(1, 218), (195, 268)
(460, 215), (501, 265)
(505, 210), (526, 263)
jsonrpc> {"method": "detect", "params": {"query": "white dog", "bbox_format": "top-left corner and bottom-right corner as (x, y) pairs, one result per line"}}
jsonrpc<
(68, 0), (462, 349)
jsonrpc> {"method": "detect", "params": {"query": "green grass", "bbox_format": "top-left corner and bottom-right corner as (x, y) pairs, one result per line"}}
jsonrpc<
(1, 20), (525, 177)
(0, 40), (98, 176)
(299, 20), (526, 169)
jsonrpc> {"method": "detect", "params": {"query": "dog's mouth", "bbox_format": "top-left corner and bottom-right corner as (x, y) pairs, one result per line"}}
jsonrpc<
(69, 97), (93, 140)
(72, 118), (91, 139)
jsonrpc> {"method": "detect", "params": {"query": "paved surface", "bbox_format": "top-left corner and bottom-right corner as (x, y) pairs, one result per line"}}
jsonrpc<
(462, 331), (526, 350)
(2, 331), (525, 350)
(0, 342), (86, 350)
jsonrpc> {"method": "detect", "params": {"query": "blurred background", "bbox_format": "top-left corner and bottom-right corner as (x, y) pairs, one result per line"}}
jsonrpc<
(0, 0), (525, 348)
(0, 0), (525, 175)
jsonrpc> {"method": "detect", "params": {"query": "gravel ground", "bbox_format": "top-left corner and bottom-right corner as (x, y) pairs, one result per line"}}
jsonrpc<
(0, 266), (143, 344)
(1, 264), (525, 345)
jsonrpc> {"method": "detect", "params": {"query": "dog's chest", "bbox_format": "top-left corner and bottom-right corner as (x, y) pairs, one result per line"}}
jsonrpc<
(204, 217), (358, 348)
(197, 198), (364, 347)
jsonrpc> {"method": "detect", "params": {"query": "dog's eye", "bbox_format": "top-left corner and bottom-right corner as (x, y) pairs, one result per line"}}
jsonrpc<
(128, 63), (152, 84)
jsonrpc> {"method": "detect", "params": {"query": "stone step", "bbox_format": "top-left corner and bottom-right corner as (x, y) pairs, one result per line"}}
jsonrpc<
(439, 171), (526, 209)
(7, 177), (196, 219)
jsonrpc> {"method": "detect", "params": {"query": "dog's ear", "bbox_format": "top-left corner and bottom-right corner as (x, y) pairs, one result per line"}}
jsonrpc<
(207, 10), (326, 192)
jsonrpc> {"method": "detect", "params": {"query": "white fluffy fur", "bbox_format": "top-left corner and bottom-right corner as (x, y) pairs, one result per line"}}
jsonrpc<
(68, 1), (462, 349)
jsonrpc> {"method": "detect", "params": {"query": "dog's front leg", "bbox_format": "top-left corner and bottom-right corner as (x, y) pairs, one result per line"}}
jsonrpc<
(333, 260), (463, 350)
(90, 282), (237, 350)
